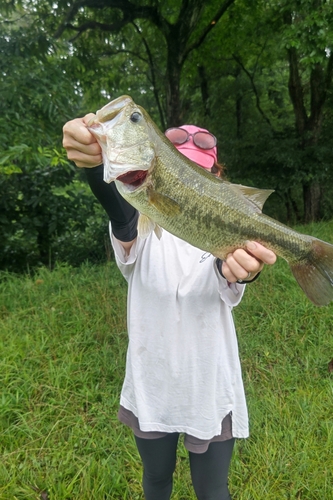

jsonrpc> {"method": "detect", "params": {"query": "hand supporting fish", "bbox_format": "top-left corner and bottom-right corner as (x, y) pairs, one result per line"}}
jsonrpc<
(87, 95), (333, 307)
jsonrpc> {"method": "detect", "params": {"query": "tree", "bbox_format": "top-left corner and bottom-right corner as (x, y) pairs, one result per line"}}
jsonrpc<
(51, 0), (236, 127)
(0, 13), (108, 270)
(192, 0), (333, 222)
(1, 0), (333, 243)
(280, 0), (333, 222)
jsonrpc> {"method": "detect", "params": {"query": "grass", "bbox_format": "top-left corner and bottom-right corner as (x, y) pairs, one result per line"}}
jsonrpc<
(1, 220), (333, 499)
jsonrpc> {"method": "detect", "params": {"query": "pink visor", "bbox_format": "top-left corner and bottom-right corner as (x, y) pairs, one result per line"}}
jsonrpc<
(165, 125), (217, 170)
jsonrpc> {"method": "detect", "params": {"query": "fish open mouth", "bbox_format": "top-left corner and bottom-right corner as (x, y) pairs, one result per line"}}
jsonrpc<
(116, 170), (148, 188)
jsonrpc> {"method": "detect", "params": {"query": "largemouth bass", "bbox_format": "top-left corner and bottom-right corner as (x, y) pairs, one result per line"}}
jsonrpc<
(88, 95), (333, 307)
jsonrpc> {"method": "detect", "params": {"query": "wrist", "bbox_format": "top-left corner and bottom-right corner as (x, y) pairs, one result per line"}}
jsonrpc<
(236, 272), (261, 284)
(215, 258), (261, 284)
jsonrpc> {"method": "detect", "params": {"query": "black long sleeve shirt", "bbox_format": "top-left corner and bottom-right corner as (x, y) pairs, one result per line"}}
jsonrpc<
(84, 165), (139, 242)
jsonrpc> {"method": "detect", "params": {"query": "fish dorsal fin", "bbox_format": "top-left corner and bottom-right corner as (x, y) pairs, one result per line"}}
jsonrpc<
(138, 214), (163, 240)
(228, 182), (274, 212)
(148, 189), (181, 217)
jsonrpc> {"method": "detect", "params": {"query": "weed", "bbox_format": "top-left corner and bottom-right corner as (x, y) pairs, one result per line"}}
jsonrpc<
(1, 222), (333, 499)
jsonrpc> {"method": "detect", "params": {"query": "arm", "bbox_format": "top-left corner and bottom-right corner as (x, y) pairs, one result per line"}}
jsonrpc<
(63, 115), (138, 254)
(84, 165), (139, 251)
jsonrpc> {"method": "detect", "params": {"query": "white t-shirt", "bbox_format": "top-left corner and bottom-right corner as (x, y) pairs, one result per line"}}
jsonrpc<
(111, 226), (249, 440)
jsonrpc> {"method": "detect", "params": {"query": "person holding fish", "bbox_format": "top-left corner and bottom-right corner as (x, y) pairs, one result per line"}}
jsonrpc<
(63, 105), (278, 500)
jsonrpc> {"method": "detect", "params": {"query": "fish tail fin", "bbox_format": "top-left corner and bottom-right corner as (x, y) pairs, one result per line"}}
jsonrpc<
(290, 238), (333, 306)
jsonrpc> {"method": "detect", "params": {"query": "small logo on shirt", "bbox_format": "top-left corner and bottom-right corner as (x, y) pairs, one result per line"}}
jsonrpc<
(199, 252), (212, 263)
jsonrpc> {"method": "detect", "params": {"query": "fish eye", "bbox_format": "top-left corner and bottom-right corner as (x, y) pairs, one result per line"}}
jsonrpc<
(130, 112), (142, 123)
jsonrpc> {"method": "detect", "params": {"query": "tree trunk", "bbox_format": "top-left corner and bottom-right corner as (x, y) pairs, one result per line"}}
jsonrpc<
(165, 59), (182, 128)
(287, 52), (327, 222)
(37, 226), (51, 267)
(163, 0), (236, 127)
(198, 64), (210, 117)
(284, 7), (333, 222)
(286, 188), (301, 224)
(303, 182), (322, 223)
(235, 67), (242, 138)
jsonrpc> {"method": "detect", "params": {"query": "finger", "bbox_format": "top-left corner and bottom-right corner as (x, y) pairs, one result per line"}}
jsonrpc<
(82, 113), (97, 126)
(230, 248), (263, 272)
(63, 117), (97, 146)
(245, 241), (277, 265)
(64, 138), (101, 157)
(63, 115), (102, 168)
(221, 260), (238, 283)
(65, 147), (102, 168)
(225, 252), (261, 281)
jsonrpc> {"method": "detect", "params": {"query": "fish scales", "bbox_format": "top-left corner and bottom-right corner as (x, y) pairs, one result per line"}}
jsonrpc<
(122, 147), (312, 262)
(88, 95), (333, 306)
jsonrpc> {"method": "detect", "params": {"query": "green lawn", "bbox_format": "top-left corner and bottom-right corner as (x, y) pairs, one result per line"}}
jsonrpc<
(1, 221), (333, 499)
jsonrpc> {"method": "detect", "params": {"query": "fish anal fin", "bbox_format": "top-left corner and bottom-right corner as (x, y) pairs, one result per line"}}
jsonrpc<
(229, 183), (274, 212)
(148, 189), (181, 217)
(154, 225), (163, 240)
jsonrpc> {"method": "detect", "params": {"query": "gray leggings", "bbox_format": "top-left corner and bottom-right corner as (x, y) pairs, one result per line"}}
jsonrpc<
(135, 433), (234, 500)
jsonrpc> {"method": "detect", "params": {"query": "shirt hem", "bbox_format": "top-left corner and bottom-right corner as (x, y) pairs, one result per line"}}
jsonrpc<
(120, 398), (249, 441)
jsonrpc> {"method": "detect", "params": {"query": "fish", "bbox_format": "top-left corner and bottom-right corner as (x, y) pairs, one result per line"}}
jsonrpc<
(88, 95), (333, 307)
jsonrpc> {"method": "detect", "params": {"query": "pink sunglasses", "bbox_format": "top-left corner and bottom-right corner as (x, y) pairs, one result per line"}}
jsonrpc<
(165, 127), (217, 150)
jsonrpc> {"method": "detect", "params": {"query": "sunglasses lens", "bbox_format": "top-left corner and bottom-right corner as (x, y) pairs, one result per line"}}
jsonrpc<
(165, 128), (188, 145)
(165, 128), (217, 150)
(193, 132), (216, 150)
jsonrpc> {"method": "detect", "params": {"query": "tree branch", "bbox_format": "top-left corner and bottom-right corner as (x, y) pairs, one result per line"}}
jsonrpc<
(282, 10), (308, 138)
(132, 22), (166, 130)
(325, 50), (333, 91)
(53, 1), (84, 39)
(54, 0), (168, 40)
(183, 0), (236, 60)
(287, 46), (308, 137)
(99, 48), (149, 65)
(233, 54), (273, 128)
(66, 19), (129, 42)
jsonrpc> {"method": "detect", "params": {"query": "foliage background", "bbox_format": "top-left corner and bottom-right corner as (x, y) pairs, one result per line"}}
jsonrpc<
(0, 0), (333, 272)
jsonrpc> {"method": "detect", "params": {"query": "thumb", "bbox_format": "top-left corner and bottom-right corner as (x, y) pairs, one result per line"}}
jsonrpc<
(83, 113), (97, 126)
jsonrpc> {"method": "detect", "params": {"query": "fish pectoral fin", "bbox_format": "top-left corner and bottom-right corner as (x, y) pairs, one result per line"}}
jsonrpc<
(138, 214), (155, 239)
(228, 183), (274, 212)
(148, 190), (181, 217)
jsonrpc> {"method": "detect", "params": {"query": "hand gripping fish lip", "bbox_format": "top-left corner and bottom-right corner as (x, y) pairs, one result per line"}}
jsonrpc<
(88, 96), (155, 184)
